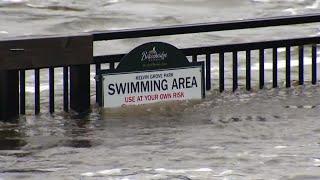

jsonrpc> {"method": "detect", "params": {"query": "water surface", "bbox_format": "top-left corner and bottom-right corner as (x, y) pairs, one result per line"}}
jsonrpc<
(1, 0), (320, 179)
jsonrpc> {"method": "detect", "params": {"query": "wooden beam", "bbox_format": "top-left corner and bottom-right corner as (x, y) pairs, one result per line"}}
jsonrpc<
(0, 34), (92, 70)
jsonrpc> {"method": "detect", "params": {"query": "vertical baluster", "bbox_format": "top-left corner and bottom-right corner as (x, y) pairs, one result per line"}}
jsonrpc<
(273, 48), (278, 88)
(246, 50), (251, 91)
(219, 53), (224, 92)
(286, 46), (291, 88)
(259, 49), (265, 89)
(233, 51), (238, 92)
(95, 63), (101, 104)
(205, 53), (211, 91)
(19, 70), (25, 115)
(192, 55), (197, 63)
(298, 46), (304, 85)
(49, 68), (54, 113)
(312, 44), (317, 84)
(110, 62), (115, 70)
(35, 69), (40, 114)
(63, 66), (69, 112)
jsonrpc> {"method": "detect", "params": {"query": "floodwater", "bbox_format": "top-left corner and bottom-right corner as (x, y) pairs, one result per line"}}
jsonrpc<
(1, 0), (320, 179)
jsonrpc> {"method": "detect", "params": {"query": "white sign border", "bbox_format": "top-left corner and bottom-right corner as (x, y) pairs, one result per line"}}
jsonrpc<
(100, 64), (205, 108)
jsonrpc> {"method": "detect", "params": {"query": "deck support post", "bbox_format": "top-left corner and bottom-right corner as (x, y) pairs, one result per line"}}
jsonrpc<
(0, 70), (19, 121)
(70, 65), (90, 114)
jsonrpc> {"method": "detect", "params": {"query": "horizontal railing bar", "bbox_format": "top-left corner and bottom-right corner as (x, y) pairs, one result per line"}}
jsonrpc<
(92, 14), (320, 41)
(93, 36), (320, 64)
(93, 55), (124, 64)
(182, 36), (320, 55)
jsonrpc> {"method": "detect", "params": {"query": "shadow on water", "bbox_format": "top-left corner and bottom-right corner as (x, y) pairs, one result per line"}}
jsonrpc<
(0, 127), (27, 150)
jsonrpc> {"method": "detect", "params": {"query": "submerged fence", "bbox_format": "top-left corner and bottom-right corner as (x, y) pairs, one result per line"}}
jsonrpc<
(1, 14), (320, 121)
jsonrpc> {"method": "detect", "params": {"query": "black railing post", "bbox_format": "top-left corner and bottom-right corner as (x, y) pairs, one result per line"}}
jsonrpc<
(205, 53), (211, 90)
(246, 50), (251, 91)
(232, 51), (238, 92)
(49, 68), (55, 113)
(35, 69), (40, 114)
(19, 70), (25, 115)
(286, 46), (291, 88)
(95, 63), (101, 104)
(273, 48), (278, 88)
(298, 46), (304, 85)
(312, 44), (317, 84)
(219, 53), (225, 92)
(63, 66), (69, 112)
(259, 49), (265, 89)
(70, 65), (91, 114)
(0, 70), (19, 121)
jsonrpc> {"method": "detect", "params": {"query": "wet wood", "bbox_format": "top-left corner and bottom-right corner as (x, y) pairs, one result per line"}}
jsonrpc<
(0, 34), (92, 70)
(70, 65), (90, 114)
(0, 70), (19, 121)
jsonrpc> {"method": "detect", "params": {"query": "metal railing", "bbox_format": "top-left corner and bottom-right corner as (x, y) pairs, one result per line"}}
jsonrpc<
(1, 13), (320, 120)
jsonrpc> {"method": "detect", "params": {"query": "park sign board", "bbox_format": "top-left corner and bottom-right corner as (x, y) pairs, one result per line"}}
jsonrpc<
(99, 42), (205, 108)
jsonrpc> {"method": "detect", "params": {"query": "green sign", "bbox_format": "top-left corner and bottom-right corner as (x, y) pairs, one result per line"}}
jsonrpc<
(116, 42), (190, 72)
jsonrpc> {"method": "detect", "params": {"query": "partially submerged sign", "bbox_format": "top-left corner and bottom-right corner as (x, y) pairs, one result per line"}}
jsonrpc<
(99, 42), (204, 108)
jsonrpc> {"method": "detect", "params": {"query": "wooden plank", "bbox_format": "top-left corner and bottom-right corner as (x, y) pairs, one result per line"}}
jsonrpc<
(0, 34), (92, 70)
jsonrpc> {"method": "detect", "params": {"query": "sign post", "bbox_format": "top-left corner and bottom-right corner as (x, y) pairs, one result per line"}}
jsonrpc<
(98, 42), (205, 108)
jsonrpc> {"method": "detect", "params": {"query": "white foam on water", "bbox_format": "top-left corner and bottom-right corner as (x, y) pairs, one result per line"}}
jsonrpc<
(252, 0), (305, 2)
(97, 168), (122, 175)
(80, 172), (95, 177)
(81, 168), (122, 176)
(36, 168), (67, 172)
(108, 0), (119, 3)
(314, 158), (320, 166)
(0, 0), (27, 3)
(25, 85), (49, 93)
(81, 168), (213, 177)
(218, 170), (233, 176)
(154, 168), (186, 173)
(283, 8), (298, 15)
(0, 31), (8, 34)
(211, 170), (235, 177)
(303, 105), (315, 109)
(274, 145), (288, 149)
(192, 168), (213, 172)
(313, 158), (320, 162)
(306, 0), (320, 9)
(154, 168), (213, 173)
(209, 146), (224, 150)
(211, 67), (219, 71)
(278, 48), (286, 53)
(260, 154), (279, 158)
(287, 105), (299, 109)
(250, 57), (320, 71)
